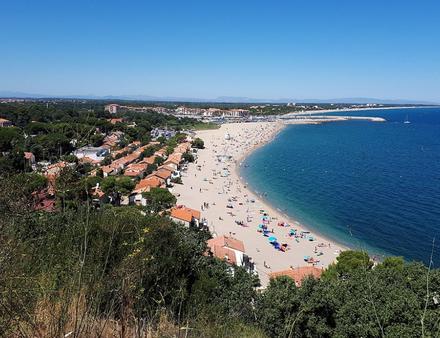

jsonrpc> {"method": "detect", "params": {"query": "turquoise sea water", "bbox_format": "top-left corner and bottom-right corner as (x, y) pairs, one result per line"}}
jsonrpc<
(241, 107), (440, 265)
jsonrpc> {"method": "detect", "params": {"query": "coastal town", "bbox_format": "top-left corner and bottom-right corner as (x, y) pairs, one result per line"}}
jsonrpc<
(1, 99), (438, 337)
(3, 0), (440, 335)
(0, 100), (348, 287)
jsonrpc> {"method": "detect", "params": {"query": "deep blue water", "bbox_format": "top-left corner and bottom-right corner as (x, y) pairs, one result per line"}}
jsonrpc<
(241, 107), (440, 265)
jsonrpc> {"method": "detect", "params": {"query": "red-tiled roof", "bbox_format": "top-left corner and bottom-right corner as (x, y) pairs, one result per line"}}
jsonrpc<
(207, 235), (245, 253)
(170, 206), (201, 223)
(154, 168), (172, 180)
(269, 266), (323, 286)
(134, 176), (163, 193)
(210, 245), (237, 265)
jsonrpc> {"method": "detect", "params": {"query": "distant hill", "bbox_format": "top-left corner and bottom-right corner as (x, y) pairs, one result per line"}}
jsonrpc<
(0, 91), (437, 105)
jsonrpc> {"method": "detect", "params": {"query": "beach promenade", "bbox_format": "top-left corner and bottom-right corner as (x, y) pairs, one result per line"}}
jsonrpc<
(173, 122), (344, 286)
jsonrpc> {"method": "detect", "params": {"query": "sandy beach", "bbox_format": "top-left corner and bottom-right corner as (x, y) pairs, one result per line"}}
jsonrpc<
(173, 122), (344, 286)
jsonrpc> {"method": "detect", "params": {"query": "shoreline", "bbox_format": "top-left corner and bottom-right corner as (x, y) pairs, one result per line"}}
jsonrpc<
(281, 104), (436, 117)
(235, 123), (351, 252)
(173, 122), (345, 286)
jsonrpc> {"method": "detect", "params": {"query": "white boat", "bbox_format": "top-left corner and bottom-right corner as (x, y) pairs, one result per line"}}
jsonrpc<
(404, 114), (411, 124)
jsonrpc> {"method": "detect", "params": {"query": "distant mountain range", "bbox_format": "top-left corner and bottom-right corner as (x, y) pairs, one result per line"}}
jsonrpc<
(0, 91), (437, 105)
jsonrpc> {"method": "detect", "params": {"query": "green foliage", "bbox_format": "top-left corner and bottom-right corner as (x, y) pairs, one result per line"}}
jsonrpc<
(165, 145), (174, 156)
(255, 277), (300, 337)
(0, 127), (23, 152)
(101, 176), (135, 195)
(16, 172), (48, 193)
(141, 145), (156, 158)
(101, 154), (112, 165)
(182, 151), (195, 163)
(154, 156), (164, 166)
(142, 187), (177, 212)
(1, 167), (440, 337)
(192, 137), (205, 149)
(323, 250), (372, 279)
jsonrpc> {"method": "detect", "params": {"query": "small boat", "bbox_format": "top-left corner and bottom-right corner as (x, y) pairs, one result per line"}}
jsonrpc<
(404, 114), (411, 124)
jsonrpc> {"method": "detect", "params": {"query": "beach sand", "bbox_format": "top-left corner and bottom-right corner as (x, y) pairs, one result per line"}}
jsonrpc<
(173, 122), (344, 286)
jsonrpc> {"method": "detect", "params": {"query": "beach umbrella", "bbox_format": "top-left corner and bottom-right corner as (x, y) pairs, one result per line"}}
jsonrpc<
(268, 236), (277, 242)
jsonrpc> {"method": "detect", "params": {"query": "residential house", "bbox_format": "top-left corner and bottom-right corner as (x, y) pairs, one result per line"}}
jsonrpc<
(123, 162), (149, 178)
(153, 167), (173, 186)
(207, 235), (246, 266)
(170, 205), (201, 227)
(163, 156), (181, 171)
(130, 175), (164, 206)
(102, 131), (124, 149)
(269, 266), (323, 287)
(140, 155), (156, 166)
(154, 148), (167, 159)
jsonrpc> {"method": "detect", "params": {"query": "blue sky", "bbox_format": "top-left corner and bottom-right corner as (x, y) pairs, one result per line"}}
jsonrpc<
(1, 0), (439, 101)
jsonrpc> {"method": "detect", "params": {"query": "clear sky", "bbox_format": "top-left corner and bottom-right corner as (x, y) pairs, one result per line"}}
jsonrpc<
(1, 0), (439, 101)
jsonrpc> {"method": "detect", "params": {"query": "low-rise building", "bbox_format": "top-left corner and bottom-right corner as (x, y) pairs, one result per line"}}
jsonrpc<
(269, 266), (323, 287)
(207, 235), (246, 266)
(123, 162), (149, 178)
(170, 205), (201, 227)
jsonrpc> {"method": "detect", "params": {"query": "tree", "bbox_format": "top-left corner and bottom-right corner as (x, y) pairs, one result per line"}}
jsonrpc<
(165, 145), (175, 156)
(323, 250), (372, 279)
(182, 151), (194, 163)
(6, 172), (48, 194)
(154, 156), (164, 166)
(101, 176), (135, 195)
(0, 127), (23, 152)
(142, 187), (176, 212)
(255, 277), (300, 337)
(192, 137), (204, 149)
(141, 146), (155, 158)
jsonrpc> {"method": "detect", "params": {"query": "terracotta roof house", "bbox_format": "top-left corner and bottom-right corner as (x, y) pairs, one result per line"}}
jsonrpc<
(153, 168), (173, 181)
(154, 148), (167, 158)
(133, 175), (163, 193)
(207, 235), (246, 266)
(130, 176), (164, 206)
(170, 205), (201, 227)
(44, 161), (67, 178)
(101, 165), (116, 177)
(164, 156), (181, 171)
(210, 245), (237, 265)
(175, 142), (191, 153)
(123, 162), (149, 178)
(140, 155), (156, 165)
(269, 266), (323, 287)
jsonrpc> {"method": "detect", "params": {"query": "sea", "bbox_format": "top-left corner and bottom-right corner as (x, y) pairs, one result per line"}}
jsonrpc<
(241, 107), (440, 265)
